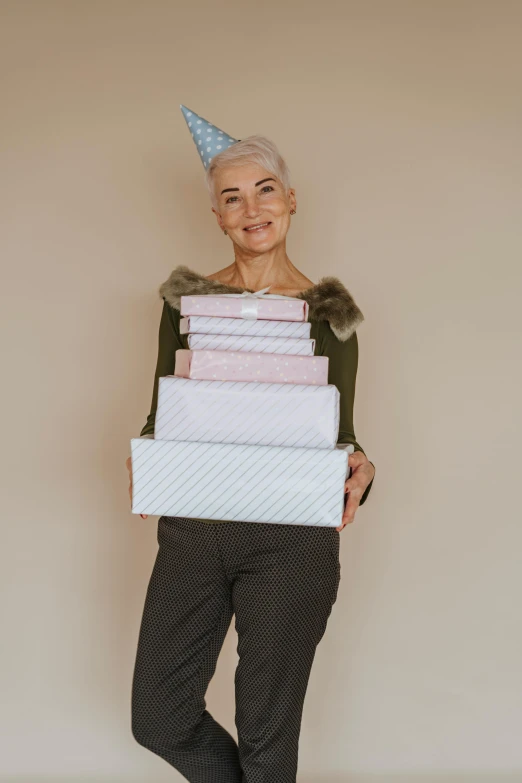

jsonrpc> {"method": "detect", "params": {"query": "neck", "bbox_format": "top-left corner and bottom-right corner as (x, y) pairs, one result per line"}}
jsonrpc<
(217, 249), (303, 293)
(231, 259), (296, 292)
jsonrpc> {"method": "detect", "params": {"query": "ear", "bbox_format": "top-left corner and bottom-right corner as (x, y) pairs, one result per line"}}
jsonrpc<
(211, 206), (224, 231)
(288, 187), (297, 212)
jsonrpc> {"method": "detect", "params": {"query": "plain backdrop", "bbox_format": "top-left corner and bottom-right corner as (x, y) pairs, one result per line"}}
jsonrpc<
(1, 1), (521, 781)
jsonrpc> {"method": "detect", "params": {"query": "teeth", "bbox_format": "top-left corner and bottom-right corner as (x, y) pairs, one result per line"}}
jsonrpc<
(245, 223), (269, 230)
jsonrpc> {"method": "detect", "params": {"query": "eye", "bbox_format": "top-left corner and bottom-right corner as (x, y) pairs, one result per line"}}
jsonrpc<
(225, 185), (274, 204)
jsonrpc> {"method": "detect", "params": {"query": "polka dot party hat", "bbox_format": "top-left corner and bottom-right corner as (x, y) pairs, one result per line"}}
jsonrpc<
(180, 104), (239, 169)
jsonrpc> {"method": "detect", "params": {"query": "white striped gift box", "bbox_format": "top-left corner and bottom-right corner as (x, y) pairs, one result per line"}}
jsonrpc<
(130, 438), (350, 526)
(174, 350), (329, 385)
(155, 376), (340, 448)
(179, 315), (312, 339)
(186, 333), (315, 355)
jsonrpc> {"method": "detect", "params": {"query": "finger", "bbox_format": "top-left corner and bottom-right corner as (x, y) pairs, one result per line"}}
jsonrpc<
(343, 494), (361, 525)
(344, 474), (367, 493)
(341, 511), (355, 526)
(140, 514), (148, 519)
(348, 451), (367, 469)
(337, 492), (353, 530)
(342, 508), (355, 525)
(344, 490), (361, 510)
(344, 478), (363, 493)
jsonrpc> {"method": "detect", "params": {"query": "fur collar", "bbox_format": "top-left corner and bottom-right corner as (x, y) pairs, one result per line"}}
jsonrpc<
(159, 264), (364, 342)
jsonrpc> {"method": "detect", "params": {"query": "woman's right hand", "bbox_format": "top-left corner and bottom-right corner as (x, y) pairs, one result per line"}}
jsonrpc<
(126, 455), (148, 519)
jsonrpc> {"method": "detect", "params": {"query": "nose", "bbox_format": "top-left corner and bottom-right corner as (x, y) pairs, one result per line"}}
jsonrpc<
(242, 196), (262, 218)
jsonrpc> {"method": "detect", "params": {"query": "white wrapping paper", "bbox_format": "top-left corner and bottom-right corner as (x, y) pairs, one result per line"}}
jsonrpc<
(186, 333), (315, 355)
(155, 376), (340, 448)
(130, 437), (350, 526)
(179, 315), (311, 339)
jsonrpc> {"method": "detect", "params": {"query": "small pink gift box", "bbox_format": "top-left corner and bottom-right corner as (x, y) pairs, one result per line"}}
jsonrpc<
(180, 292), (309, 322)
(174, 350), (329, 385)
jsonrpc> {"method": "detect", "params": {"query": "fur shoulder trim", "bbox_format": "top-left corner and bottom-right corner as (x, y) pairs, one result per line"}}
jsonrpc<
(159, 264), (364, 341)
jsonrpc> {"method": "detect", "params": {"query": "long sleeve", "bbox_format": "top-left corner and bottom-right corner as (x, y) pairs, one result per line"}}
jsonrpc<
(312, 321), (375, 506)
(139, 299), (184, 438)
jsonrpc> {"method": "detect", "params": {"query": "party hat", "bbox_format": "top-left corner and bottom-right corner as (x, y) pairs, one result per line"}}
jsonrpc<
(180, 104), (239, 169)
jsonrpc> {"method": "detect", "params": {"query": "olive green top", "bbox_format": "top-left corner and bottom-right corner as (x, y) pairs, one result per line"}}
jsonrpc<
(139, 299), (375, 520)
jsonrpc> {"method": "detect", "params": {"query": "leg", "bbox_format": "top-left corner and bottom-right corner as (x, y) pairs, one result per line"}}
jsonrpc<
(228, 522), (341, 783)
(131, 516), (242, 783)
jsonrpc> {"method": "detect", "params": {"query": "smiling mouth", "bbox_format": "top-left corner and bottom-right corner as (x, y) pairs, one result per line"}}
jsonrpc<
(244, 222), (272, 232)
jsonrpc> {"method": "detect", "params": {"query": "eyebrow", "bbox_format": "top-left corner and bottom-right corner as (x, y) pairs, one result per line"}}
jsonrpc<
(220, 177), (276, 195)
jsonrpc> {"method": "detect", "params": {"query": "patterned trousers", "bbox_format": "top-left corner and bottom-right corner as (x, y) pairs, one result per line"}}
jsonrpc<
(131, 514), (341, 783)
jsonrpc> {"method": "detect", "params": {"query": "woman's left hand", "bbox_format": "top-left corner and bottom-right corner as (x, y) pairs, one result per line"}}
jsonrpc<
(336, 452), (375, 531)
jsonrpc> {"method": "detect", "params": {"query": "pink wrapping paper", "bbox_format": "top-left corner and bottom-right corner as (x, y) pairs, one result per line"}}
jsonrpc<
(180, 294), (309, 322)
(174, 349), (329, 385)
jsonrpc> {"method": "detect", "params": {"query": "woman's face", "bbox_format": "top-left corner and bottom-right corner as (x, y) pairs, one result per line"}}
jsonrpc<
(211, 163), (296, 253)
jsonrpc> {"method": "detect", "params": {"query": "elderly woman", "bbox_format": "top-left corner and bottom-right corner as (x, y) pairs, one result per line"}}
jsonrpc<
(127, 129), (375, 782)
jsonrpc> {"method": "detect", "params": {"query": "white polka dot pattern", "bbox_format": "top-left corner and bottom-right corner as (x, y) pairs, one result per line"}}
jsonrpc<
(180, 103), (239, 169)
(131, 515), (341, 781)
(174, 349), (329, 385)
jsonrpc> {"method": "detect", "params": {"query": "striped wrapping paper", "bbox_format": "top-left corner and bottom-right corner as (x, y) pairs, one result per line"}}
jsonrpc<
(130, 438), (350, 526)
(174, 350), (329, 385)
(155, 376), (340, 447)
(186, 333), (315, 355)
(179, 315), (312, 339)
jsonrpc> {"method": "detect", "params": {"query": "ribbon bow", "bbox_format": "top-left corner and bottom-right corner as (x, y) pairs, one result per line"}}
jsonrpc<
(219, 287), (300, 319)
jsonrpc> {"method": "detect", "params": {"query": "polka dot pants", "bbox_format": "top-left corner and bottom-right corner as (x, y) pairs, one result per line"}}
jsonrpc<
(131, 515), (341, 782)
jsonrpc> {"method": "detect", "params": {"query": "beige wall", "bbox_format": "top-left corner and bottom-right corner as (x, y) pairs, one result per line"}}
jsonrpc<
(1, 1), (521, 781)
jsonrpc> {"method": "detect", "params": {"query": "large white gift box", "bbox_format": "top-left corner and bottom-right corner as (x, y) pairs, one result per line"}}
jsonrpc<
(155, 376), (340, 448)
(186, 333), (315, 355)
(180, 315), (311, 339)
(130, 438), (352, 527)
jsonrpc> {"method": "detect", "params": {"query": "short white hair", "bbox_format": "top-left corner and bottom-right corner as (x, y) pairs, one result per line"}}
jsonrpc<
(204, 134), (292, 210)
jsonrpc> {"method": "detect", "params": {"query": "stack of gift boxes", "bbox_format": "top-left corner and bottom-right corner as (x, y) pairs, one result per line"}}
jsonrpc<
(130, 291), (353, 527)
